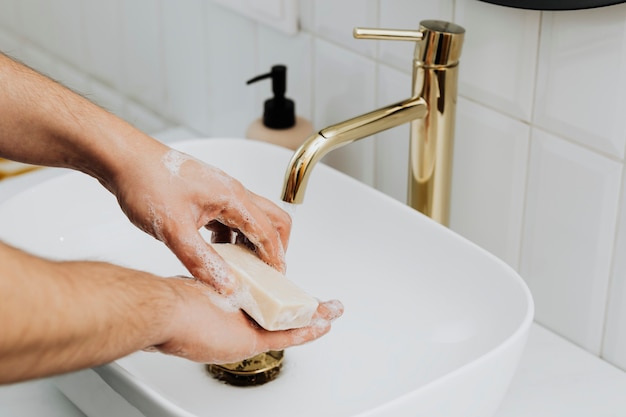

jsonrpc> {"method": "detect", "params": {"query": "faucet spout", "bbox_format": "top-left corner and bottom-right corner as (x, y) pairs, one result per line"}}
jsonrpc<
(281, 96), (427, 204)
(281, 20), (464, 225)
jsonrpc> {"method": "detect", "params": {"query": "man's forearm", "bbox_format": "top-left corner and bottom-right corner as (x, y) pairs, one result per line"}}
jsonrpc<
(0, 242), (175, 383)
(0, 52), (167, 188)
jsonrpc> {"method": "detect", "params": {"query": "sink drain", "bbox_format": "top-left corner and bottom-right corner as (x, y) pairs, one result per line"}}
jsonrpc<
(206, 350), (284, 386)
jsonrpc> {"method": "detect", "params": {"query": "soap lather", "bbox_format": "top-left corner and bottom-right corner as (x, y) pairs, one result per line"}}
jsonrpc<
(246, 65), (313, 150)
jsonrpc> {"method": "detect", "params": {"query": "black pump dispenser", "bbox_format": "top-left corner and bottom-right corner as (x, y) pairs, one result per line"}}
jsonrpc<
(246, 65), (296, 129)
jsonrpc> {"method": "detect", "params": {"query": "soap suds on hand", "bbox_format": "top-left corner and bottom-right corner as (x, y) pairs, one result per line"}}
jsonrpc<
(322, 299), (343, 318)
(145, 198), (166, 241)
(188, 238), (236, 292)
(161, 149), (192, 177)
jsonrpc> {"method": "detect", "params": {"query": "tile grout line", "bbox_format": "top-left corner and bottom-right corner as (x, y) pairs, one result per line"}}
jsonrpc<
(598, 159), (626, 362)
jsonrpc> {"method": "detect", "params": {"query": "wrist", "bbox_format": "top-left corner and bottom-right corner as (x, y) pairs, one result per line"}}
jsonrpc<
(67, 116), (169, 193)
(149, 276), (194, 351)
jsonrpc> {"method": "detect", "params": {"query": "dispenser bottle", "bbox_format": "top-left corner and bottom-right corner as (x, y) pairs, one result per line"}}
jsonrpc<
(246, 65), (312, 151)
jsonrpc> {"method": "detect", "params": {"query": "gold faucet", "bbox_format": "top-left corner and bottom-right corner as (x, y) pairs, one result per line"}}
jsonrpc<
(207, 20), (465, 388)
(281, 20), (465, 226)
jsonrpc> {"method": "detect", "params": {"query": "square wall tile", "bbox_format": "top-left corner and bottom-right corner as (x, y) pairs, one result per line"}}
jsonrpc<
(378, 0), (454, 72)
(0, 0), (22, 34)
(449, 98), (530, 269)
(314, 39), (377, 186)
(534, 4), (626, 159)
(455, 0), (540, 122)
(16, 0), (53, 51)
(162, 0), (211, 134)
(83, 0), (124, 87)
(297, 0), (314, 32)
(603, 164), (626, 371)
(46, 0), (84, 68)
(205, 2), (257, 137)
(120, 0), (166, 113)
(255, 28), (313, 123)
(314, 0), (378, 58)
(0, 29), (21, 57)
(520, 129), (621, 354)
(374, 64), (412, 203)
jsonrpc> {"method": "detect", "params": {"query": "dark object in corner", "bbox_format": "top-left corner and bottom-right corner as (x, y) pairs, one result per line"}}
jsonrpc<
(479, 0), (625, 10)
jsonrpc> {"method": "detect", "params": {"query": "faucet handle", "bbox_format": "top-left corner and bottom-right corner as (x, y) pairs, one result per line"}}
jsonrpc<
(354, 21), (464, 66)
(353, 27), (423, 42)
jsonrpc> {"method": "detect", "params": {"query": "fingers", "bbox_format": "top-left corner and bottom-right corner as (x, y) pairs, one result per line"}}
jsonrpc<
(255, 300), (344, 352)
(217, 191), (291, 274)
(151, 159), (291, 292)
(167, 196), (289, 293)
(247, 191), (291, 254)
(164, 226), (238, 294)
(316, 299), (344, 322)
(156, 277), (344, 365)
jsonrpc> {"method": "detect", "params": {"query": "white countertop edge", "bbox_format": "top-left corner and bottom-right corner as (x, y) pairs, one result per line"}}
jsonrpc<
(493, 323), (626, 416)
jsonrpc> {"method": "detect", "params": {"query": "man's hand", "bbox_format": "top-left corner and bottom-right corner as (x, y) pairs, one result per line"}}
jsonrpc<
(154, 277), (343, 364)
(0, 242), (342, 384)
(107, 148), (291, 294)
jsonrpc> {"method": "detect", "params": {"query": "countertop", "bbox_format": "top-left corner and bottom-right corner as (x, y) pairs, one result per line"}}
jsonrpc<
(1, 129), (626, 416)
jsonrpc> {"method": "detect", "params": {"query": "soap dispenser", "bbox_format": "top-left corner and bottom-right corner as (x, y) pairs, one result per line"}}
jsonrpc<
(246, 65), (312, 151)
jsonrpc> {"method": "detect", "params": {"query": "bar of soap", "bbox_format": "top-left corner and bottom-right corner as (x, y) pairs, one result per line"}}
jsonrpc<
(212, 243), (318, 331)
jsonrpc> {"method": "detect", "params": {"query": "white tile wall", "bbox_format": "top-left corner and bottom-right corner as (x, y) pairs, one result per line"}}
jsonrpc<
(314, 0), (378, 58)
(204, 2), (257, 137)
(603, 167), (626, 369)
(46, 0), (84, 68)
(0, 28), (20, 57)
(83, 0), (124, 87)
(120, 0), (166, 112)
(3, 0), (626, 371)
(455, 0), (540, 122)
(450, 97), (530, 269)
(296, 0), (314, 32)
(314, 38), (377, 186)
(161, 0), (211, 134)
(0, 0), (20, 34)
(374, 64), (412, 202)
(16, 0), (53, 52)
(520, 129), (621, 354)
(534, 5), (626, 159)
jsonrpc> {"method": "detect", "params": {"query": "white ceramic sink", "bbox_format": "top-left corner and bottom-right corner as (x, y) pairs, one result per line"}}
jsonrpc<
(0, 138), (533, 417)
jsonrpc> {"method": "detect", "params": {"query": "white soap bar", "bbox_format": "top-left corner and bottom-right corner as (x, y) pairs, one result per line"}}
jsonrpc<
(212, 243), (318, 331)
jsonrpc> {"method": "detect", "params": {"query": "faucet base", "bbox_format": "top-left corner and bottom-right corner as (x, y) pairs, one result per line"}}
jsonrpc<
(206, 350), (284, 386)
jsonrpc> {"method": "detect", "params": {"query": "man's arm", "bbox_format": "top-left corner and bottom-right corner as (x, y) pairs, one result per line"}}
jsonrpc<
(0, 241), (175, 382)
(0, 241), (342, 384)
(0, 52), (289, 290)
(0, 52), (151, 184)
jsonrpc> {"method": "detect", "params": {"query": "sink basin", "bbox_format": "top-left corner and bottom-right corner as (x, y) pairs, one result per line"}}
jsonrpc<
(0, 138), (533, 417)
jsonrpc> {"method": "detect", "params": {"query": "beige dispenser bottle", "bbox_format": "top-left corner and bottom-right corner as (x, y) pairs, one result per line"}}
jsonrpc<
(245, 65), (312, 151)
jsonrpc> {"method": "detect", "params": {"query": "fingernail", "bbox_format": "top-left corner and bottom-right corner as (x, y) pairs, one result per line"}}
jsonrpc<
(325, 299), (344, 320)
